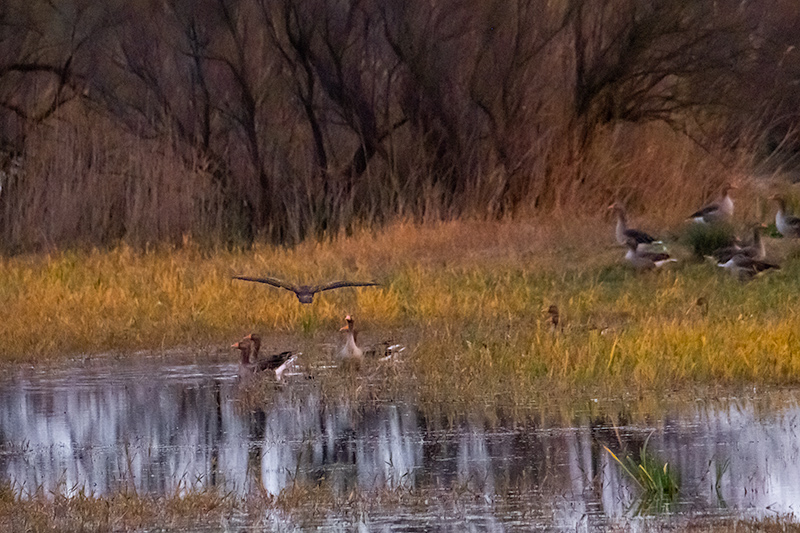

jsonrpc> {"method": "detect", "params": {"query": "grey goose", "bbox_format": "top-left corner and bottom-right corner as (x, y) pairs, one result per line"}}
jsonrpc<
(608, 202), (658, 247)
(689, 183), (736, 224)
(233, 275), (380, 304)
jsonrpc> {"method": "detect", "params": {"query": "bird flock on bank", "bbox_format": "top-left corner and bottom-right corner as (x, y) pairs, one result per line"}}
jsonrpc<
(229, 183), (800, 378)
(611, 184), (798, 280)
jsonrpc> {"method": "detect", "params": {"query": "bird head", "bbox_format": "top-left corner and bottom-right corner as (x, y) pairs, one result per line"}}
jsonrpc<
(340, 315), (355, 331)
(245, 333), (261, 354)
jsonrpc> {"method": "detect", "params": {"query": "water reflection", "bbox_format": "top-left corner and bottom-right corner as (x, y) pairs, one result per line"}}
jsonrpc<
(0, 356), (799, 528)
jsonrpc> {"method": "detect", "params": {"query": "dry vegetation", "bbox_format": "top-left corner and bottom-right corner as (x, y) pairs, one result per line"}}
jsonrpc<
(2, 481), (799, 532)
(1, 1), (800, 251)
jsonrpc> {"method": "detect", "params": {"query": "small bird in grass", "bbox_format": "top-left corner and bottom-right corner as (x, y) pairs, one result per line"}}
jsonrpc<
(608, 202), (658, 248)
(545, 304), (562, 333)
(624, 237), (677, 270)
(689, 296), (709, 318)
(233, 275), (380, 304)
(770, 194), (800, 238)
(231, 333), (297, 380)
(689, 183), (736, 224)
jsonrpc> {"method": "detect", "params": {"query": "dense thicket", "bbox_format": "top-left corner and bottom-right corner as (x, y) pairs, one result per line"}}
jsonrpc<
(1, 0), (799, 251)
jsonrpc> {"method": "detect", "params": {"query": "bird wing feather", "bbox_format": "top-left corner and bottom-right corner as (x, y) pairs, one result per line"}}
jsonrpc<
(689, 203), (719, 219)
(313, 280), (381, 293)
(640, 252), (671, 262)
(259, 351), (294, 371)
(624, 228), (656, 244)
(232, 276), (297, 291)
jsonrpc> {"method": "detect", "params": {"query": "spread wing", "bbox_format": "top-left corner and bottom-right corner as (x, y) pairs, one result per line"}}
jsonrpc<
(232, 275), (297, 292)
(312, 280), (381, 293)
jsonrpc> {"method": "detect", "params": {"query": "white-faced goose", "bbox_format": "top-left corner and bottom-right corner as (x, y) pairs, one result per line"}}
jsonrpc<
(717, 254), (779, 281)
(712, 224), (766, 263)
(688, 183), (736, 224)
(233, 275), (380, 304)
(770, 194), (800, 238)
(624, 237), (676, 270)
(231, 333), (297, 380)
(608, 202), (657, 247)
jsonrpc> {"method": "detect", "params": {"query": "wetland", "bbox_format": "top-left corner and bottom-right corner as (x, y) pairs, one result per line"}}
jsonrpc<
(2, 220), (800, 531)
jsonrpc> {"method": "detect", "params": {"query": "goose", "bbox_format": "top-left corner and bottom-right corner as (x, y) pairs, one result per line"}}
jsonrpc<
(339, 314), (364, 360)
(336, 315), (402, 361)
(608, 202), (657, 247)
(717, 254), (779, 281)
(231, 333), (297, 379)
(624, 237), (676, 270)
(688, 183), (736, 224)
(233, 275), (380, 304)
(770, 194), (800, 238)
(712, 224), (766, 263)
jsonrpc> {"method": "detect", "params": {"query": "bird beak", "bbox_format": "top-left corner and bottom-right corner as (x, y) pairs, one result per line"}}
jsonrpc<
(231, 342), (240, 348)
(340, 325), (348, 331)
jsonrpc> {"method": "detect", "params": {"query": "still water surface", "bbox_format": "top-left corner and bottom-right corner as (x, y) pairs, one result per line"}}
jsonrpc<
(1, 353), (799, 530)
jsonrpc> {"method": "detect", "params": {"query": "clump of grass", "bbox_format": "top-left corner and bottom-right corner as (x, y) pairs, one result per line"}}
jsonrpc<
(682, 222), (738, 259)
(604, 432), (680, 514)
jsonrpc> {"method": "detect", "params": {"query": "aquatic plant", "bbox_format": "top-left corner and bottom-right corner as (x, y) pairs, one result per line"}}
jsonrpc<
(604, 432), (680, 514)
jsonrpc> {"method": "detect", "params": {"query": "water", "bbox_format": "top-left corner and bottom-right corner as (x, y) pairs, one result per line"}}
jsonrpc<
(1, 353), (799, 530)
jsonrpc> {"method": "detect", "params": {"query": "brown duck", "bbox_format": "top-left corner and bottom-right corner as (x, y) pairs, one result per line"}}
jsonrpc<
(233, 275), (380, 304)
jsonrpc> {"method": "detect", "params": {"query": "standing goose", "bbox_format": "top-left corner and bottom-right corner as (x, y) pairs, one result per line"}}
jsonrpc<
(688, 183), (736, 224)
(339, 314), (364, 360)
(624, 237), (676, 270)
(231, 333), (297, 380)
(233, 275), (380, 304)
(717, 254), (779, 281)
(770, 194), (800, 238)
(712, 224), (766, 263)
(608, 202), (657, 247)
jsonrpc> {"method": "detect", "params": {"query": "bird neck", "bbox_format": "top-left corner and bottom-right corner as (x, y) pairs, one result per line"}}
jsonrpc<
(754, 229), (764, 257)
(348, 328), (359, 347)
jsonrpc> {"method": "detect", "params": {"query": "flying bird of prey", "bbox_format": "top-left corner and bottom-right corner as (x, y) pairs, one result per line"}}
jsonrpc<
(233, 275), (380, 304)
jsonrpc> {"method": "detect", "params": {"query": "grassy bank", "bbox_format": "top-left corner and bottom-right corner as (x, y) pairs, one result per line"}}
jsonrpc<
(2, 217), (800, 397)
(1, 482), (797, 532)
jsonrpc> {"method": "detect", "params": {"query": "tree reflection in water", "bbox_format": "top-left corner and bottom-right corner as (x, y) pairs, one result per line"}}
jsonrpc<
(0, 356), (799, 527)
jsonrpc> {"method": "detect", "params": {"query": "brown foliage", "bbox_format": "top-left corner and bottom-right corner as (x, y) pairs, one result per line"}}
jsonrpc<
(0, 0), (798, 252)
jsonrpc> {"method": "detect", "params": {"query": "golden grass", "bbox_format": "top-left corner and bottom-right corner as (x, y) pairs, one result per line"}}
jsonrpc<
(2, 214), (800, 402)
